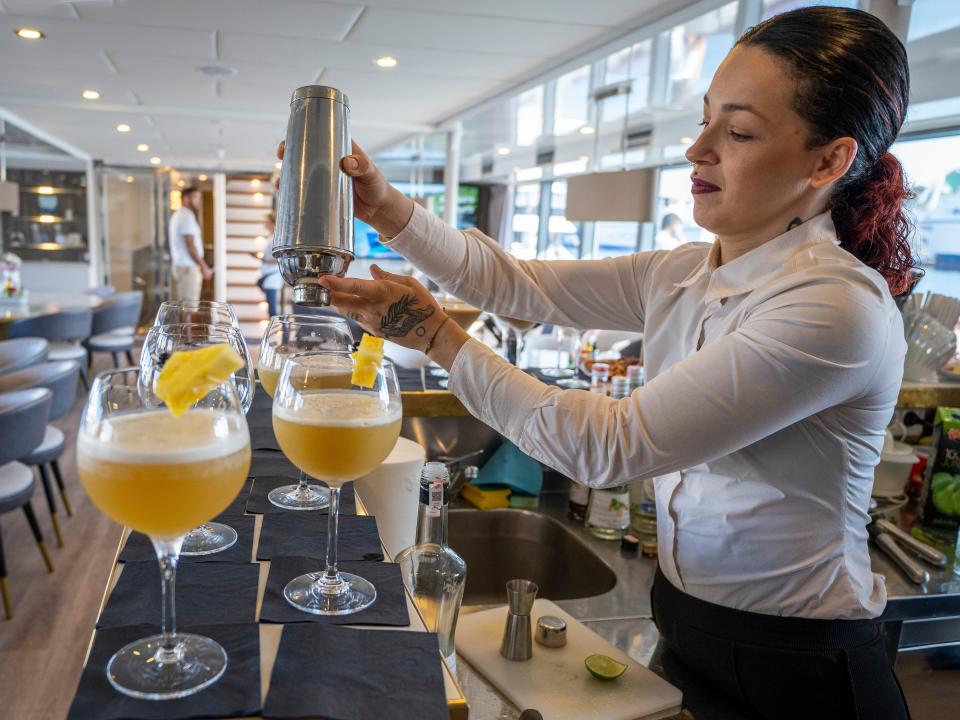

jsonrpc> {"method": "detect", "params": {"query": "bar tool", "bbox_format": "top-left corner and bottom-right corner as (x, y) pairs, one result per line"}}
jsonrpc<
(274, 85), (354, 306)
(500, 579), (538, 661)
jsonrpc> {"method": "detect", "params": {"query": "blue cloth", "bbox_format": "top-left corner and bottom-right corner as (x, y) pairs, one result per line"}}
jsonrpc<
(473, 440), (543, 496)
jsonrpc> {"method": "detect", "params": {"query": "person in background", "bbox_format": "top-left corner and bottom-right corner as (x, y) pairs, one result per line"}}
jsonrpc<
(655, 212), (686, 250)
(168, 186), (212, 301)
(257, 210), (282, 317)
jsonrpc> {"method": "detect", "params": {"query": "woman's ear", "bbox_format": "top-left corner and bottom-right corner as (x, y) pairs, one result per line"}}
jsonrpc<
(811, 137), (858, 189)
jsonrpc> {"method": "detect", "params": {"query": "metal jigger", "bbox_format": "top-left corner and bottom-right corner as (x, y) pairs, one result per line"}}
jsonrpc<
(500, 579), (538, 661)
(274, 85), (354, 306)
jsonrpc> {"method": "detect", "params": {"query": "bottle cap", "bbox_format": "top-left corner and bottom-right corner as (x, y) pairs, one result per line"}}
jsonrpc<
(621, 534), (640, 552)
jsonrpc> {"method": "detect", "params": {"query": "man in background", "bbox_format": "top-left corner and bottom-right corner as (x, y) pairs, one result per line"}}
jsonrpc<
(169, 186), (212, 301)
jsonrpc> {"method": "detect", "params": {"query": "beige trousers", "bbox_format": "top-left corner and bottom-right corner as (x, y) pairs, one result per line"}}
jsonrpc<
(171, 265), (202, 301)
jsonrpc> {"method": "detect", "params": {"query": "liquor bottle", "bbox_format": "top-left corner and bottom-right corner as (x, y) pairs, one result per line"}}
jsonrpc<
(568, 481), (589, 521)
(630, 477), (658, 537)
(585, 485), (631, 540)
(396, 462), (467, 674)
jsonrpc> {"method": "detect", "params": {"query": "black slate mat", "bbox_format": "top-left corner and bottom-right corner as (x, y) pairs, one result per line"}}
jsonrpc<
(246, 476), (357, 515)
(260, 557), (410, 627)
(249, 424), (280, 452)
(263, 624), (448, 720)
(249, 451), (300, 479)
(67, 622), (261, 720)
(98, 561), (260, 629)
(119, 517), (255, 564)
(257, 513), (383, 562)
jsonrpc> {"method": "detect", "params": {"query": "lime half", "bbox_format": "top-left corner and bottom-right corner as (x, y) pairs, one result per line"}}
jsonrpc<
(585, 654), (627, 681)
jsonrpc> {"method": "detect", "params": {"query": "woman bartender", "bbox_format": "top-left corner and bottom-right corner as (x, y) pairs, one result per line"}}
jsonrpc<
(298, 7), (914, 718)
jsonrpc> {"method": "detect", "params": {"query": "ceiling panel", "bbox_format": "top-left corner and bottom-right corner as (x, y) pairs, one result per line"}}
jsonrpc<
(358, 0), (669, 27)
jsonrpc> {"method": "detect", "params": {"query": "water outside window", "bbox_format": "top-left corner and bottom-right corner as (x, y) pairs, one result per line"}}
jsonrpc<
(761, 0), (857, 22)
(891, 135), (960, 297)
(664, 2), (738, 107)
(511, 182), (541, 259)
(554, 65), (592, 135)
(515, 85), (544, 147)
(542, 181), (581, 260)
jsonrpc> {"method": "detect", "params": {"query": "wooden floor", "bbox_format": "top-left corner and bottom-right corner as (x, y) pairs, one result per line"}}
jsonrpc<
(0, 354), (123, 720)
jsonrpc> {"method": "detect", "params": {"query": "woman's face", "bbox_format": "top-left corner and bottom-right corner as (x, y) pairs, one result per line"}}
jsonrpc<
(685, 46), (828, 239)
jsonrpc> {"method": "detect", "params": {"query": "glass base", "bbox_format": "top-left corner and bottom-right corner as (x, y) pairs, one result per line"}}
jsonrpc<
(181, 522), (237, 556)
(106, 633), (227, 700)
(283, 570), (377, 616)
(540, 367), (575, 378)
(268, 483), (330, 511)
(556, 378), (589, 389)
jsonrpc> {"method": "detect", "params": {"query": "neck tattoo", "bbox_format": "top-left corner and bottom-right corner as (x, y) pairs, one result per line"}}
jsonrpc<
(787, 217), (804, 231)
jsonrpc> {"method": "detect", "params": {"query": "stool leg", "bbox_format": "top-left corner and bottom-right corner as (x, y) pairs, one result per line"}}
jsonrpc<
(0, 523), (11, 619)
(36, 465), (63, 548)
(125, 349), (135, 366)
(79, 364), (90, 392)
(22, 503), (54, 573)
(50, 461), (72, 517)
(111, 352), (120, 368)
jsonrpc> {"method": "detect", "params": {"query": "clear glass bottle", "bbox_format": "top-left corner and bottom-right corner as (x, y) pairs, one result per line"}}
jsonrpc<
(589, 362), (610, 395)
(395, 462), (467, 674)
(585, 485), (631, 540)
(610, 375), (630, 399)
(626, 364), (644, 392)
(568, 481), (589, 521)
(630, 477), (658, 537)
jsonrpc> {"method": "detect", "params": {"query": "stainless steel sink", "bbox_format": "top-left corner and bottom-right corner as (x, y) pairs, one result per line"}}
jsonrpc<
(448, 509), (617, 605)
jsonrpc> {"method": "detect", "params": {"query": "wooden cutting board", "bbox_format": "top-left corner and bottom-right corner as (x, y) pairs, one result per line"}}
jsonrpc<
(456, 600), (682, 720)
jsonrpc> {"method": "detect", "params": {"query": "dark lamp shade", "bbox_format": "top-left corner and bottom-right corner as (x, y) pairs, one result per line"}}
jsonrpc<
(565, 168), (654, 222)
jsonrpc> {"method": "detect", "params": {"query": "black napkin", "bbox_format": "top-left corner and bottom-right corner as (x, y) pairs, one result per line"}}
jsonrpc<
(249, 424), (280, 452)
(260, 557), (410, 626)
(257, 513), (383, 562)
(67, 622), (261, 720)
(263, 624), (448, 720)
(249, 451), (300, 479)
(119, 517), (255, 564)
(246, 476), (357, 515)
(251, 384), (274, 411)
(98, 561), (260, 629)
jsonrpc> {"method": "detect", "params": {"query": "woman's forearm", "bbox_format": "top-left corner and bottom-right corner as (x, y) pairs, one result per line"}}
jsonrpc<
(368, 187), (415, 239)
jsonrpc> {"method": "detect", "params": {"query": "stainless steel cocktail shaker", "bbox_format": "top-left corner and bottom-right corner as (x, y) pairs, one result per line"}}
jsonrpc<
(273, 85), (354, 306)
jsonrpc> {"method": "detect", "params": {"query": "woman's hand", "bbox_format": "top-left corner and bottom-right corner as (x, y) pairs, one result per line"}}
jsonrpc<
(317, 266), (470, 366)
(276, 140), (414, 238)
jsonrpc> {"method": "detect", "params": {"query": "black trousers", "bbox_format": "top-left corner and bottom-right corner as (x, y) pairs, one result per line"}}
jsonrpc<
(652, 568), (910, 720)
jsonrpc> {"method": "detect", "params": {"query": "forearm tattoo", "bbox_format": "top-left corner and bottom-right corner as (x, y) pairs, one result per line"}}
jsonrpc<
(379, 294), (435, 338)
(787, 217), (804, 231)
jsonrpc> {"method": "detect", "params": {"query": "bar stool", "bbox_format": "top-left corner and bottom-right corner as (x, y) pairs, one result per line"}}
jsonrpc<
(5, 309), (93, 390)
(85, 291), (143, 369)
(0, 387), (55, 620)
(0, 338), (49, 376)
(0, 361), (81, 546)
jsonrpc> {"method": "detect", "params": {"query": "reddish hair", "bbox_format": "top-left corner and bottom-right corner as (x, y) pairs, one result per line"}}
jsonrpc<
(738, 7), (918, 295)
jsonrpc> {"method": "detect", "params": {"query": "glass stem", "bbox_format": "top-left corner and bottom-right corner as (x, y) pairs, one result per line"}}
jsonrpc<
(321, 485), (341, 592)
(296, 469), (309, 492)
(152, 537), (184, 663)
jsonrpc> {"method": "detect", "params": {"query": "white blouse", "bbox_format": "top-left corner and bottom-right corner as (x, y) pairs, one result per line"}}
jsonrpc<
(386, 204), (906, 620)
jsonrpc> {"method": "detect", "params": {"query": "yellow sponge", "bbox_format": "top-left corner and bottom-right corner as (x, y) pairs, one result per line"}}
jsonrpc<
(460, 483), (510, 510)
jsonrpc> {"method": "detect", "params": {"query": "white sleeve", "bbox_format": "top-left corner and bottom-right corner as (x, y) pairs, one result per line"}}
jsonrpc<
(448, 277), (902, 488)
(385, 203), (666, 332)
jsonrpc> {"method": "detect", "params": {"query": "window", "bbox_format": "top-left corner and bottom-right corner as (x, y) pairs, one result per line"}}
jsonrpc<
(542, 181), (582, 260)
(655, 165), (713, 248)
(907, 0), (960, 42)
(593, 222), (639, 258)
(511, 183), (541, 259)
(665, 2), (738, 107)
(762, 0), (857, 22)
(891, 134), (960, 297)
(554, 65), (591, 135)
(600, 40), (653, 124)
(515, 85), (544, 147)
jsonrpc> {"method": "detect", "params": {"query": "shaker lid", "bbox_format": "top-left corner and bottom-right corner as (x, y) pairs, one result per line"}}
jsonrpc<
(291, 85), (350, 108)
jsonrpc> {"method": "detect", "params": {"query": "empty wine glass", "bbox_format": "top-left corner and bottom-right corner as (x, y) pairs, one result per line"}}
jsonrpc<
(155, 299), (240, 329)
(78, 366), (250, 698)
(258, 314), (354, 510)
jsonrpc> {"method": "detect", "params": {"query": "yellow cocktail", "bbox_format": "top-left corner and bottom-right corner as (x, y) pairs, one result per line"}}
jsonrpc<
(78, 409), (251, 539)
(258, 365), (280, 397)
(273, 390), (401, 485)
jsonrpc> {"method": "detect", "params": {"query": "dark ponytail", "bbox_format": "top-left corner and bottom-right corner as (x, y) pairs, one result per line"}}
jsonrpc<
(738, 7), (917, 295)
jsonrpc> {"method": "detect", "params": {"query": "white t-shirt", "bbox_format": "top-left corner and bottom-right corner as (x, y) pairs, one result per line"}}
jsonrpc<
(260, 238), (283, 290)
(169, 208), (203, 268)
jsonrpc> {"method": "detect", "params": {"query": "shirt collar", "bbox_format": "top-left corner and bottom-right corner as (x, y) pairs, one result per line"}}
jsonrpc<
(674, 212), (840, 302)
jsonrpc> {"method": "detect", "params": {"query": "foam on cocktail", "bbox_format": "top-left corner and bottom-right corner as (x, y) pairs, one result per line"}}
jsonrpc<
(273, 390), (401, 426)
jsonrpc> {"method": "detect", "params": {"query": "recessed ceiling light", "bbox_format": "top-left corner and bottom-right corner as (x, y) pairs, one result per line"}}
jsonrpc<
(149, 156), (161, 165)
(37, 186), (54, 195)
(496, 147), (511, 156)
(82, 89), (100, 101)
(177, 180), (186, 187)
(116, 123), (131, 133)
(15, 28), (44, 41)
(37, 214), (58, 223)
(195, 64), (239, 77)
(579, 125), (596, 135)
(125, 176), (134, 183)
(375, 55), (398, 69)
(250, 178), (261, 188)
(198, 174), (208, 181)
(680, 136), (694, 144)
(137, 143), (149, 152)
(254, 192), (264, 201)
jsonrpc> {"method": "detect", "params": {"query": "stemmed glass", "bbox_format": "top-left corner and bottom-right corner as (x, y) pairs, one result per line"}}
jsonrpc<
(273, 351), (401, 614)
(540, 326), (576, 378)
(77, 367), (251, 698)
(141, 322), (255, 554)
(155, 300), (240, 329)
(258, 314), (354, 510)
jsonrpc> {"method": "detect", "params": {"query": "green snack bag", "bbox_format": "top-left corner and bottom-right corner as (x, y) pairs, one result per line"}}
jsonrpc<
(919, 407), (960, 532)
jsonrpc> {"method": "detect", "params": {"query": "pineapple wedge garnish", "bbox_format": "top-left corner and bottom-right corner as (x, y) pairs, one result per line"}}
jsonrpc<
(155, 344), (244, 417)
(351, 333), (384, 388)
